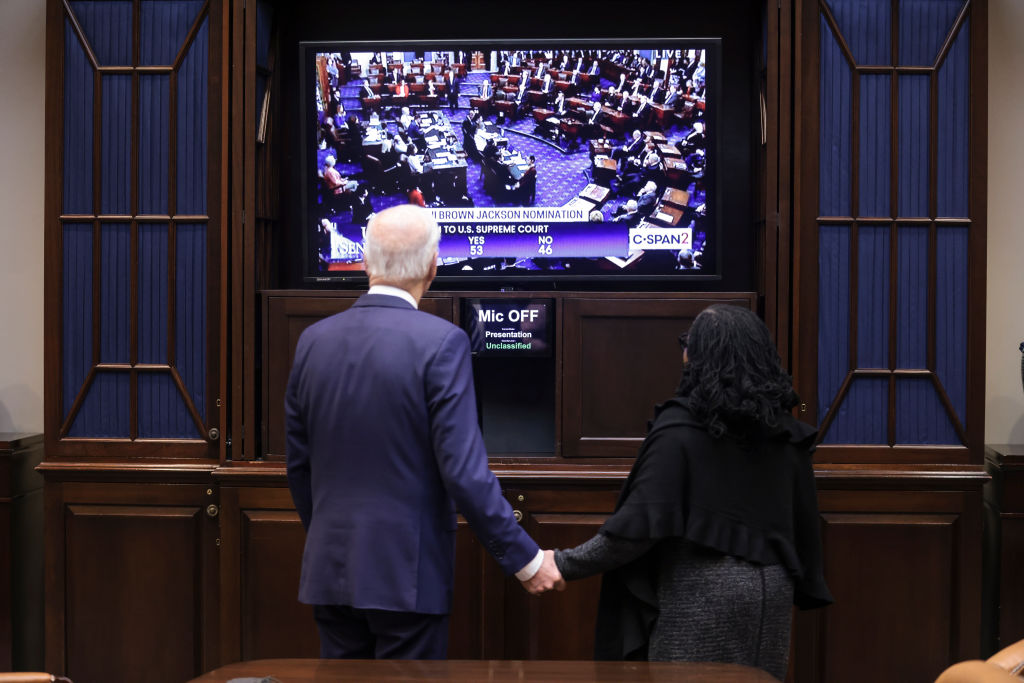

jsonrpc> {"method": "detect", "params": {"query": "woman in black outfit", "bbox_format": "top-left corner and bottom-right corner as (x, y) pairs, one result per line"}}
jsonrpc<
(553, 304), (833, 680)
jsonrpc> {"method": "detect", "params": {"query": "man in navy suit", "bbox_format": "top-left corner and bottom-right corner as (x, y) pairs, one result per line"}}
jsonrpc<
(286, 205), (564, 660)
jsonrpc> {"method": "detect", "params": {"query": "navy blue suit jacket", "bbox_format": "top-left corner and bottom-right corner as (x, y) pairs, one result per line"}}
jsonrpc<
(286, 294), (539, 614)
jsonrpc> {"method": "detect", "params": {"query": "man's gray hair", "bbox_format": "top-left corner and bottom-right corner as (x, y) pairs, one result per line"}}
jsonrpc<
(363, 205), (441, 285)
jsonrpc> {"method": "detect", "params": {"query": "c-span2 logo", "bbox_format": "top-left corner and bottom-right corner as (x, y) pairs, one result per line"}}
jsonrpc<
(628, 226), (693, 251)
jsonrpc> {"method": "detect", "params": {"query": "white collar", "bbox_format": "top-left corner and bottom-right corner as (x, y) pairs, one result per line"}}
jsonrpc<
(368, 284), (417, 308)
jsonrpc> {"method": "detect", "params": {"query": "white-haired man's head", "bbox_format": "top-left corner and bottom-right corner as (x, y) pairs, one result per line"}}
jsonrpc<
(363, 205), (441, 293)
(324, 155), (336, 167)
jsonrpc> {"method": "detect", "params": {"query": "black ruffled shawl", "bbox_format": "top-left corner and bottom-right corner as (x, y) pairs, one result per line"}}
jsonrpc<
(594, 398), (834, 661)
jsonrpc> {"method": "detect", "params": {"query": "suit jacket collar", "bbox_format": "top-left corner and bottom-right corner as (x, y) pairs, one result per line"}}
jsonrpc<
(353, 292), (417, 311)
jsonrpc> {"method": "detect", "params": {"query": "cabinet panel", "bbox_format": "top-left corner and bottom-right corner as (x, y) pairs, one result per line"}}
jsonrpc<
(48, 482), (218, 683)
(792, 488), (982, 683)
(239, 509), (318, 659)
(561, 295), (755, 457)
(219, 486), (317, 662)
(501, 487), (619, 660)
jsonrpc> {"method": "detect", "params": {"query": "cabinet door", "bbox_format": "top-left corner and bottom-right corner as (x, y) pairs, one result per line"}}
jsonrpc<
(791, 486), (983, 683)
(561, 295), (754, 458)
(218, 486), (318, 662)
(46, 0), (224, 458)
(500, 486), (620, 660)
(46, 481), (219, 683)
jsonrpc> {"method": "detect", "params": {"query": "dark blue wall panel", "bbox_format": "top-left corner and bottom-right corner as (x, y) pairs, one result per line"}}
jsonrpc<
(64, 21), (94, 216)
(937, 19), (969, 219)
(177, 18), (209, 216)
(827, 0), (891, 65)
(69, 1), (132, 66)
(138, 373), (195, 438)
(896, 226), (928, 369)
(176, 224), (207, 420)
(895, 377), (959, 444)
(897, 75), (930, 218)
(139, 75), (170, 215)
(101, 74), (131, 215)
(856, 226), (890, 369)
(936, 226), (968, 431)
(818, 225), (851, 423)
(137, 224), (169, 364)
(859, 75), (891, 217)
(100, 223), (130, 364)
(825, 378), (888, 444)
(140, 0), (205, 66)
(62, 224), (93, 420)
(819, 18), (852, 217)
(899, 0), (966, 66)
(256, 1), (273, 70)
(68, 372), (130, 438)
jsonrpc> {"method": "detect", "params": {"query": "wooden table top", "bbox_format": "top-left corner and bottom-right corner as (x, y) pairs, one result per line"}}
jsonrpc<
(186, 658), (777, 682)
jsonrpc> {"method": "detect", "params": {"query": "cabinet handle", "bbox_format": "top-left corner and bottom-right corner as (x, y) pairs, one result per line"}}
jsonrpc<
(206, 504), (220, 518)
(512, 509), (523, 523)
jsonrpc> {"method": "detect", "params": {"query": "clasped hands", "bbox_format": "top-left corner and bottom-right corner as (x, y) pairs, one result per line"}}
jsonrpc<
(521, 549), (566, 595)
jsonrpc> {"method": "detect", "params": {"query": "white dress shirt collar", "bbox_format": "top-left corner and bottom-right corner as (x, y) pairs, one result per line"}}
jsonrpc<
(368, 284), (417, 309)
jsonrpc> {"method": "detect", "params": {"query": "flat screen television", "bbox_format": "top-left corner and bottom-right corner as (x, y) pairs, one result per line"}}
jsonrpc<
(301, 39), (719, 283)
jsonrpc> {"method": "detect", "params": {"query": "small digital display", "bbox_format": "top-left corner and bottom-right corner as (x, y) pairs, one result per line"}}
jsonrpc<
(463, 298), (553, 356)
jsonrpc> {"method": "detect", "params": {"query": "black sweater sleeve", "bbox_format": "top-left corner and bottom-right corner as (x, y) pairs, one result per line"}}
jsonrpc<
(554, 532), (657, 581)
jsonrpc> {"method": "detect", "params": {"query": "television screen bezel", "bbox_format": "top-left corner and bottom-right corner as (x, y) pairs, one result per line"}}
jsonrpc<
(299, 37), (723, 286)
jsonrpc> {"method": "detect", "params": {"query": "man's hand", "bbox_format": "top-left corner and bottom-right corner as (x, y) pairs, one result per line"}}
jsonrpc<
(521, 550), (566, 595)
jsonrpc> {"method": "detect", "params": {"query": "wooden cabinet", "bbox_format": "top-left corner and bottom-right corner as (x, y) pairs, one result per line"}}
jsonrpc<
(0, 434), (44, 671)
(984, 444), (1024, 653)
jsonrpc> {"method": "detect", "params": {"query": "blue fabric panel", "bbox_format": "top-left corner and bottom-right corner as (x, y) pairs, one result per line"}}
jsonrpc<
(896, 226), (928, 369)
(64, 20), (94, 216)
(819, 17), (852, 217)
(177, 18), (208, 216)
(138, 373), (195, 438)
(137, 223), (169, 364)
(897, 75), (929, 218)
(858, 75), (891, 218)
(856, 226), (890, 368)
(140, 0), (205, 66)
(825, 0), (891, 65)
(935, 226), (968, 428)
(894, 377), (960, 445)
(68, 372), (130, 438)
(68, 1), (132, 66)
(936, 18), (969, 218)
(823, 377), (888, 444)
(176, 224), (207, 421)
(63, 224), (93, 420)
(818, 225), (851, 422)
(100, 74), (131, 215)
(899, 0), (967, 66)
(100, 223), (130, 364)
(256, 0), (273, 69)
(138, 75), (170, 215)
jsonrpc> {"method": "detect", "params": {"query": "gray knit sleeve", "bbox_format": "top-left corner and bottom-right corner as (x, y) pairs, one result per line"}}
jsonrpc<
(554, 532), (657, 581)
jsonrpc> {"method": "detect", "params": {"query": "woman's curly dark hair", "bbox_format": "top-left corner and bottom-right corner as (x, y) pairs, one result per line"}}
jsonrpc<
(676, 304), (799, 439)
